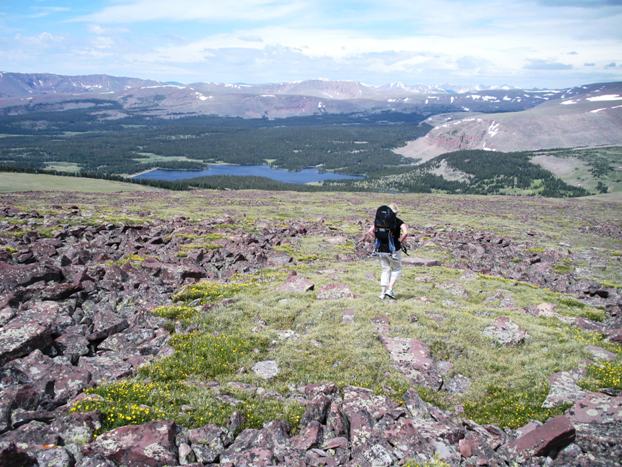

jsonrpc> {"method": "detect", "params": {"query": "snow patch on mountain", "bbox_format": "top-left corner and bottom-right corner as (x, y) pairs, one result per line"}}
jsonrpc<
(487, 121), (500, 138)
(586, 94), (622, 102)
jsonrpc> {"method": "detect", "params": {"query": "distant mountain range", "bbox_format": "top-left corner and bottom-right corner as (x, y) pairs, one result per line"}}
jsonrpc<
(0, 71), (561, 119)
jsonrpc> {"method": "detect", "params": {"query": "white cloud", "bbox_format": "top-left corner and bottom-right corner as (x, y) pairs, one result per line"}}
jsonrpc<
(74, 0), (307, 23)
(92, 36), (114, 50)
(15, 31), (64, 48)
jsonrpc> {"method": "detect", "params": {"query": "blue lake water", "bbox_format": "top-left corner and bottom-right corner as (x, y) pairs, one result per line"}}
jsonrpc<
(133, 165), (363, 184)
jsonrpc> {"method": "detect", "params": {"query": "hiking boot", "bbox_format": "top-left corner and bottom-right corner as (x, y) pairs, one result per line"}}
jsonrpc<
(385, 290), (396, 300)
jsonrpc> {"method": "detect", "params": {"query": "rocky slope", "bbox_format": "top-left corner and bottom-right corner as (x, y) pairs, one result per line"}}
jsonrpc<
(395, 82), (622, 162)
(0, 189), (621, 466)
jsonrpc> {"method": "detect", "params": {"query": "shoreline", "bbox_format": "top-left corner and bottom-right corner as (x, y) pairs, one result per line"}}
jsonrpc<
(128, 167), (160, 179)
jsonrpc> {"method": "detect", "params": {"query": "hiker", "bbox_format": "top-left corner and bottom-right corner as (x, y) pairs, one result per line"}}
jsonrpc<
(364, 203), (408, 300)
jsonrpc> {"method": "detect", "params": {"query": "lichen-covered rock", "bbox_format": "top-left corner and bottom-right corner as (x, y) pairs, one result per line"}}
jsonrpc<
(187, 424), (227, 464)
(542, 369), (587, 408)
(316, 283), (354, 300)
(0, 261), (63, 293)
(77, 354), (133, 384)
(567, 392), (622, 424)
(252, 360), (279, 379)
(483, 316), (528, 346)
(377, 332), (442, 389)
(0, 301), (61, 366)
(88, 308), (129, 342)
(7, 350), (92, 406)
(82, 420), (177, 466)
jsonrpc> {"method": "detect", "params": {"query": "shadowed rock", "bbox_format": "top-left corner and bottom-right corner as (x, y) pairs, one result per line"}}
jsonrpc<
(511, 415), (575, 457)
(0, 442), (37, 466)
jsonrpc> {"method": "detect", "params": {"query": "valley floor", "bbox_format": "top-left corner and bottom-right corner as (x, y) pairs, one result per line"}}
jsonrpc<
(0, 189), (621, 465)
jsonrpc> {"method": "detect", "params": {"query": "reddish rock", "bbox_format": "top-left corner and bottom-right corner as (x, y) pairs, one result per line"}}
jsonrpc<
(278, 272), (314, 293)
(89, 308), (129, 341)
(292, 421), (323, 450)
(187, 424), (227, 464)
(266, 253), (293, 267)
(7, 350), (92, 405)
(83, 420), (177, 466)
(55, 325), (90, 363)
(574, 317), (604, 333)
(542, 369), (586, 408)
(301, 395), (331, 425)
(78, 354), (133, 384)
(379, 336), (441, 389)
(606, 328), (622, 344)
(323, 437), (348, 450)
(511, 415), (575, 457)
(0, 261), (63, 293)
(317, 283), (354, 300)
(0, 301), (61, 366)
(459, 436), (478, 458)
(567, 392), (622, 424)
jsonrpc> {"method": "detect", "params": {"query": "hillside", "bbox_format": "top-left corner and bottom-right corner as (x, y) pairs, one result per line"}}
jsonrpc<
(0, 188), (620, 465)
(334, 147), (622, 197)
(395, 83), (622, 161)
(0, 172), (160, 193)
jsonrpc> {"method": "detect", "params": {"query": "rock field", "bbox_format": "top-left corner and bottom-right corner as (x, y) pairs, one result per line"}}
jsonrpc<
(0, 191), (621, 466)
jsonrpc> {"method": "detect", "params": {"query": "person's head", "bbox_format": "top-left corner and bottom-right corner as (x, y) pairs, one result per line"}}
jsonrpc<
(388, 203), (399, 215)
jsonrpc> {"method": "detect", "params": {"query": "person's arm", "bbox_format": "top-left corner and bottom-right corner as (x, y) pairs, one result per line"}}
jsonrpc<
(399, 223), (409, 243)
(364, 225), (375, 241)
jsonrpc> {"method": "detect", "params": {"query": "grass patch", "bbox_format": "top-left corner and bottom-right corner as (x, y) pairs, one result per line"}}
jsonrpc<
(151, 305), (197, 321)
(580, 360), (622, 391)
(71, 380), (304, 434)
(107, 253), (146, 267)
(463, 382), (570, 428)
(553, 258), (574, 274)
(141, 332), (269, 382)
(172, 279), (248, 303)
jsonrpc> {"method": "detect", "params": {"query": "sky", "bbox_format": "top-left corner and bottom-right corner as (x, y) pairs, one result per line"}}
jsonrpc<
(1, 0), (621, 88)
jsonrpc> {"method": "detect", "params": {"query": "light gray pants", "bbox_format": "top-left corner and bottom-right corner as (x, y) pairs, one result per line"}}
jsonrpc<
(379, 251), (402, 288)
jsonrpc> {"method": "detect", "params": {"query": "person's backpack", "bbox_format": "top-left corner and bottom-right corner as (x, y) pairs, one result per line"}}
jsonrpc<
(374, 205), (397, 254)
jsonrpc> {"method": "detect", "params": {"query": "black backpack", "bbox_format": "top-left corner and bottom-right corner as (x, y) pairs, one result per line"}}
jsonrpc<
(374, 205), (397, 254)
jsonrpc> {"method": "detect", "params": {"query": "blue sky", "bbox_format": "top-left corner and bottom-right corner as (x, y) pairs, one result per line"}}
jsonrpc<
(1, 0), (621, 88)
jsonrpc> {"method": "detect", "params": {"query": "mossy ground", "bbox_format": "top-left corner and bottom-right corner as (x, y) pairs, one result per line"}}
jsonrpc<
(3, 188), (620, 432)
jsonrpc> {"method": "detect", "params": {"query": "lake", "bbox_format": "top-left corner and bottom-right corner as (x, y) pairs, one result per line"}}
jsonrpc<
(133, 165), (363, 184)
